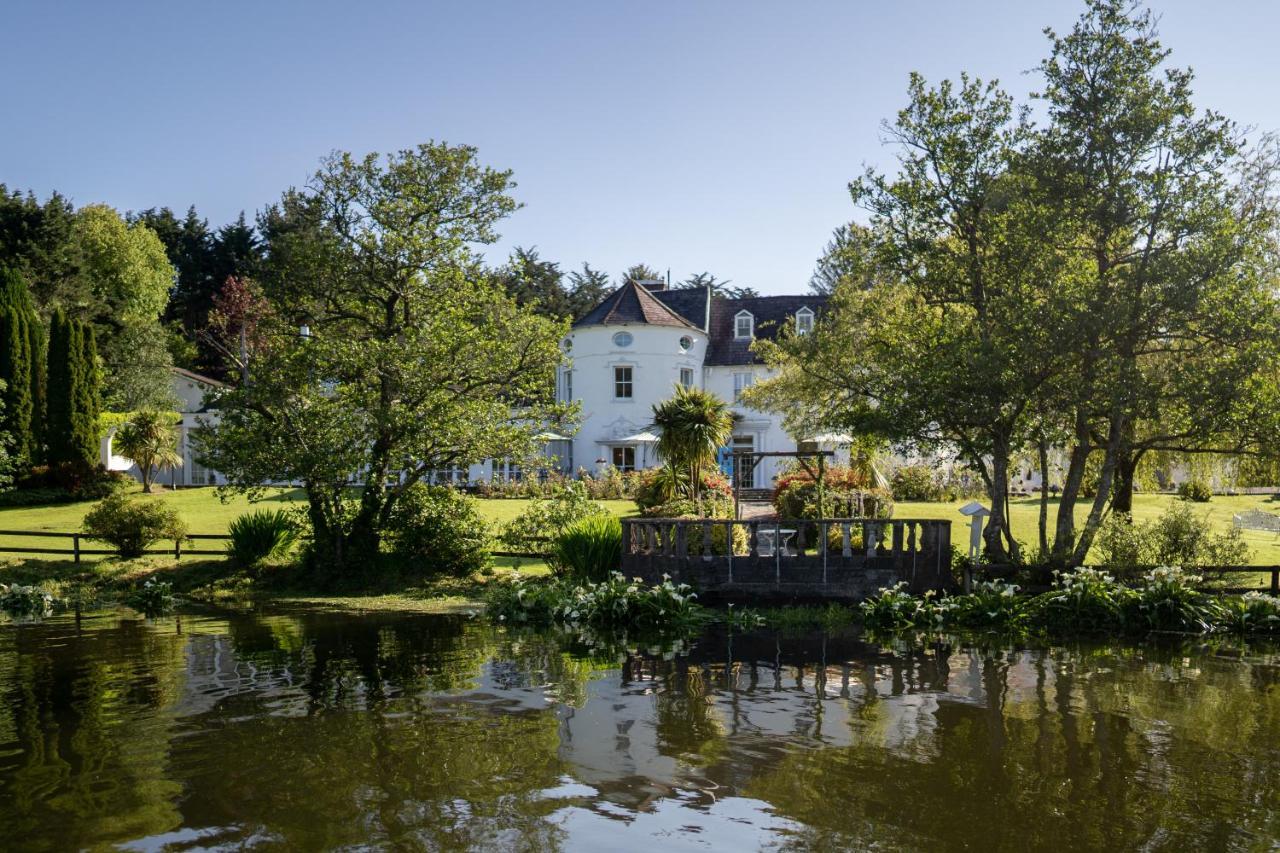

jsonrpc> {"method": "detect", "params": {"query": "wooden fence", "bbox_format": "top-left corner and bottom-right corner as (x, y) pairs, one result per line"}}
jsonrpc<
(0, 530), (549, 562)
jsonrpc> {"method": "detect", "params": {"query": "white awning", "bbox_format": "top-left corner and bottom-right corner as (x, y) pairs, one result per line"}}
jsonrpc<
(536, 431), (572, 441)
(618, 431), (659, 443)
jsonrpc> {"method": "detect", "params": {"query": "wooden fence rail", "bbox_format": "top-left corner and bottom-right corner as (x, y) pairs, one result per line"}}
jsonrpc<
(0, 530), (548, 562)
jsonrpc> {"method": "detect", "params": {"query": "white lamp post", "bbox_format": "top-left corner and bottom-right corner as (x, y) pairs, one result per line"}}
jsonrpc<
(958, 501), (991, 592)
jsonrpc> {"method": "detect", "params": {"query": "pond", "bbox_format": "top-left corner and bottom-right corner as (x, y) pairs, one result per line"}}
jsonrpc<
(0, 607), (1277, 851)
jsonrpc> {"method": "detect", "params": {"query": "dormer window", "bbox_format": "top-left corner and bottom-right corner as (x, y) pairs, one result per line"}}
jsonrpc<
(796, 307), (814, 335)
(734, 310), (754, 340)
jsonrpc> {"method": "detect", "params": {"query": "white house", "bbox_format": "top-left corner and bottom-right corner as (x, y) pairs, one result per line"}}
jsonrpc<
(555, 280), (828, 489)
(103, 366), (228, 487)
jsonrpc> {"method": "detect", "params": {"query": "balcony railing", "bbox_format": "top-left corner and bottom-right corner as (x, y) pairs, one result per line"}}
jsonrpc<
(620, 517), (954, 599)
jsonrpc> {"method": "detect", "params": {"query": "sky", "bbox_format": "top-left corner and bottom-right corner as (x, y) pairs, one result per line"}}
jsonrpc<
(2, 1), (1278, 294)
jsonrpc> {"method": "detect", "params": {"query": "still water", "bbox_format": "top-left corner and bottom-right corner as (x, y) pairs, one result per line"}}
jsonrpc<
(0, 606), (1277, 852)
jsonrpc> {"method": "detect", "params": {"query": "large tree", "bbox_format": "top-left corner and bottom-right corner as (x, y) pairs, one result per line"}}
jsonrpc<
(752, 73), (1068, 561)
(199, 142), (569, 573)
(46, 310), (100, 467)
(1032, 0), (1280, 564)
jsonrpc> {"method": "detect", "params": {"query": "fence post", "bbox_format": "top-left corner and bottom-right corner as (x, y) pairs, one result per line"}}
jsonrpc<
(73, 534), (80, 564)
(174, 538), (181, 560)
(1272, 568), (1279, 596)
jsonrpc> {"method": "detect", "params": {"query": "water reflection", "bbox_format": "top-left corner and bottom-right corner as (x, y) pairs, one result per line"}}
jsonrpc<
(0, 608), (1277, 851)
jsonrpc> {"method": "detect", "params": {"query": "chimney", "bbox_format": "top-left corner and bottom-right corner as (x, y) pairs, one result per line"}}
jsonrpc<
(638, 278), (666, 292)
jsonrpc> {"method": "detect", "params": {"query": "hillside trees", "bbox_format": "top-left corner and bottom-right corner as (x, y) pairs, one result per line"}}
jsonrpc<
(199, 142), (570, 573)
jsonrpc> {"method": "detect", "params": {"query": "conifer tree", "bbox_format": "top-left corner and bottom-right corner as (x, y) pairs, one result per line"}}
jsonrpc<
(46, 310), (72, 464)
(77, 323), (101, 461)
(0, 307), (33, 461)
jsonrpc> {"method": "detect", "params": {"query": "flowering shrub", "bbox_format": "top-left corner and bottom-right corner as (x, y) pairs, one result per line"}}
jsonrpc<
(487, 572), (705, 631)
(942, 580), (1026, 629)
(127, 579), (176, 616)
(632, 467), (734, 511)
(772, 465), (893, 520)
(1218, 592), (1280, 634)
(1127, 566), (1216, 632)
(0, 584), (64, 617)
(1032, 566), (1134, 632)
(860, 583), (939, 629)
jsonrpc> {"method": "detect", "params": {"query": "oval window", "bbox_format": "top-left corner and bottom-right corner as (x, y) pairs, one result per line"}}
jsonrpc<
(562, 337), (572, 352)
(679, 335), (694, 351)
(613, 332), (633, 347)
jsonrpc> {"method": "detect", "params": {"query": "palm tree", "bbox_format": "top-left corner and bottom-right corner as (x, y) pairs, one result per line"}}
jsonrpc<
(114, 410), (182, 493)
(651, 386), (735, 506)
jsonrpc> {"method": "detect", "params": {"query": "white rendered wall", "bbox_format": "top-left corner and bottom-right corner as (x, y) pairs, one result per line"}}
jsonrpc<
(562, 323), (707, 475)
(703, 364), (793, 488)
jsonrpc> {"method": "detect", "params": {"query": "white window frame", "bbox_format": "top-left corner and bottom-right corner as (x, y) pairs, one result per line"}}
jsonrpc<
(561, 368), (573, 403)
(796, 307), (814, 335)
(734, 310), (754, 340)
(614, 365), (634, 400)
(733, 371), (754, 402)
(679, 367), (694, 389)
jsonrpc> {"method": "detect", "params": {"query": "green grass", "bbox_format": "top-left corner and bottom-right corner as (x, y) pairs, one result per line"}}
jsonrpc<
(0, 486), (638, 561)
(893, 493), (1280, 566)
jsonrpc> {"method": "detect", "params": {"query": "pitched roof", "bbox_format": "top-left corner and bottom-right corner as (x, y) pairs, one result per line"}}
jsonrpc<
(652, 287), (710, 331)
(171, 365), (228, 388)
(572, 281), (702, 330)
(705, 295), (827, 365)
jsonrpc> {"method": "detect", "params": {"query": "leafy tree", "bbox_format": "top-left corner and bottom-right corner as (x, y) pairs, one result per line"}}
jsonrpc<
(752, 73), (1066, 561)
(0, 186), (78, 311)
(202, 275), (274, 382)
(1032, 0), (1280, 563)
(114, 411), (182, 493)
(199, 142), (569, 573)
(495, 246), (576, 319)
(651, 386), (735, 506)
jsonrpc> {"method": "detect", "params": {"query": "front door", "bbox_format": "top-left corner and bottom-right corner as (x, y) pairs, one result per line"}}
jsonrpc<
(731, 435), (755, 489)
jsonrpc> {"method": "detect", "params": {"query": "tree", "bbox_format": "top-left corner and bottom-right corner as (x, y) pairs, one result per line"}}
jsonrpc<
(495, 246), (575, 319)
(621, 263), (663, 285)
(565, 263), (612, 318)
(809, 222), (890, 295)
(651, 386), (735, 506)
(114, 411), (182, 493)
(1032, 0), (1280, 564)
(753, 73), (1067, 562)
(199, 142), (570, 573)
(0, 307), (32, 462)
(47, 310), (100, 467)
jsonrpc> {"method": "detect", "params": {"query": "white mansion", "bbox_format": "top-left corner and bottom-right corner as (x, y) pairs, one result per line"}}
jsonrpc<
(553, 279), (827, 489)
(106, 281), (830, 490)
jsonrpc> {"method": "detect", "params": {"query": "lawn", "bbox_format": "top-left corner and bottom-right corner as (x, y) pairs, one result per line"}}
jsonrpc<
(895, 493), (1280, 566)
(0, 486), (638, 563)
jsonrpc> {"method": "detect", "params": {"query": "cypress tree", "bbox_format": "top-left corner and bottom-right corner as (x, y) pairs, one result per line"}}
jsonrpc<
(28, 321), (45, 462)
(0, 307), (33, 461)
(46, 310), (74, 466)
(76, 323), (100, 464)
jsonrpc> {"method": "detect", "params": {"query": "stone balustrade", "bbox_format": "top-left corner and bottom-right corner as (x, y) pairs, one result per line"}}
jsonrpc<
(620, 517), (954, 601)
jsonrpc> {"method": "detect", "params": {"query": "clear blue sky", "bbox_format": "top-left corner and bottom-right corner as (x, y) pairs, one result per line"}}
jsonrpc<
(2, 1), (1276, 293)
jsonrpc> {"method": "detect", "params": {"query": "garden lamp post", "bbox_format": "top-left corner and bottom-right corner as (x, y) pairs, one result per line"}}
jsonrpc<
(958, 501), (990, 592)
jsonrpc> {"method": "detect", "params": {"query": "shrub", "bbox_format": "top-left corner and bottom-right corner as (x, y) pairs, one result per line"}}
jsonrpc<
(860, 582), (939, 629)
(941, 579), (1026, 629)
(641, 496), (747, 555)
(551, 515), (622, 582)
(127, 579), (176, 616)
(83, 493), (187, 558)
(890, 465), (946, 502)
(1127, 566), (1216, 632)
(0, 583), (63, 617)
(500, 482), (609, 554)
(1178, 479), (1212, 502)
(577, 465), (630, 500)
(486, 572), (705, 631)
(1094, 504), (1249, 576)
(388, 484), (491, 576)
(1030, 566), (1133, 633)
(632, 466), (733, 511)
(1218, 592), (1280, 634)
(227, 509), (300, 566)
(6, 462), (130, 505)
